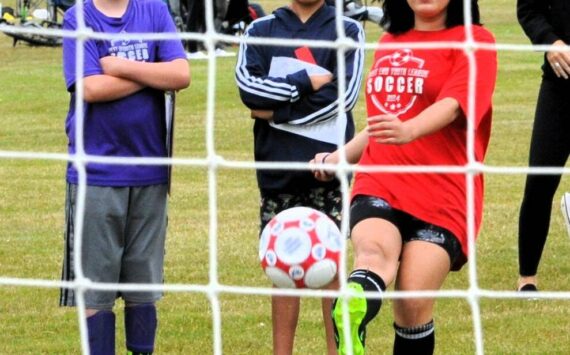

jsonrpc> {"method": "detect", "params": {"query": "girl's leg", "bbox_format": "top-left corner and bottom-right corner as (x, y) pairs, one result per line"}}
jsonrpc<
(333, 218), (401, 355)
(392, 240), (451, 355)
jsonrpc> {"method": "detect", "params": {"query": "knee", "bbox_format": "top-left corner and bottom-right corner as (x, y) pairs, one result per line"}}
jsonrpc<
(352, 222), (401, 266)
(353, 242), (383, 263)
(353, 237), (397, 264)
(394, 298), (433, 327)
(353, 242), (399, 285)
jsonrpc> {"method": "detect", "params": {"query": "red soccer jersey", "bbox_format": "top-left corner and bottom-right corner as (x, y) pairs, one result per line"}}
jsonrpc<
(352, 25), (497, 257)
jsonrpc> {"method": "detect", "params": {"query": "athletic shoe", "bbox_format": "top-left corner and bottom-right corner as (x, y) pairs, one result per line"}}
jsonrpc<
(561, 192), (570, 239)
(186, 51), (208, 60)
(332, 282), (367, 355)
(215, 48), (236, 57)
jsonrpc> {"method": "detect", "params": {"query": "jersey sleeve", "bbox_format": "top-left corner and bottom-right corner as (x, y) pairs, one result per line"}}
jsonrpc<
(235, 21), (314, 110)
(62, 9), (104, 92)
(436, 26), (497, 129)
(271, 20), (365, 125)
(154, 1), (186, 62)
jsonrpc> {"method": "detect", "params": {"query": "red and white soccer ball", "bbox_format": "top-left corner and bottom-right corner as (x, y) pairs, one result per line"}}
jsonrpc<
(259, 207), (342, 289)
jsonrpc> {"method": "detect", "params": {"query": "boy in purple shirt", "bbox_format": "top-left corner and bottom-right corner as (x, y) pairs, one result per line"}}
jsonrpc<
(59, 0), (189, 353)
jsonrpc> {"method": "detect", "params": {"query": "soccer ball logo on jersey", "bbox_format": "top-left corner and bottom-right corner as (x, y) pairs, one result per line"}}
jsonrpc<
(108, 31), (150, 61)
(366, 49), (429, 115)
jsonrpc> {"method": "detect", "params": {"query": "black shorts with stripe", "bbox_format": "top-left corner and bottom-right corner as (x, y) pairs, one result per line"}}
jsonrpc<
(350, 195), (466, 271)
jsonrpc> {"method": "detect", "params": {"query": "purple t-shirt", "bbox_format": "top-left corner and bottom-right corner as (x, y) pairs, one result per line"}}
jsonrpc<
(63, 0), (186, 186)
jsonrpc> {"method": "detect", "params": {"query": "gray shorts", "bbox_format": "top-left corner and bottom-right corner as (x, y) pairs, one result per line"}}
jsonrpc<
(60, 183), (168, 309)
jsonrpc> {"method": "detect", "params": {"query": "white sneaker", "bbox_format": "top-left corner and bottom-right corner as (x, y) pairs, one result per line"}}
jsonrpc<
(215, 48), (236, 57)
(561, 192), (570, 238)
(186, 51), (208, 60)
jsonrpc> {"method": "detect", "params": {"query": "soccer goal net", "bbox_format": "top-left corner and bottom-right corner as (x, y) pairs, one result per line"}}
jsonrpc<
(1, 0), (569, 354)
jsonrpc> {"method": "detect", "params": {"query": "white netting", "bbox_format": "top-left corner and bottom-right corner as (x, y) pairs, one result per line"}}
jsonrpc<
(1, 0), (570, 354)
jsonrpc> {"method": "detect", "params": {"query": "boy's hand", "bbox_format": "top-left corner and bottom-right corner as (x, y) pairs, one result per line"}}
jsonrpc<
(99, 56), (125, 76)
(251, 110), (274, 120)
(309, 73), (333, 91)
(311, 152), (335, 182)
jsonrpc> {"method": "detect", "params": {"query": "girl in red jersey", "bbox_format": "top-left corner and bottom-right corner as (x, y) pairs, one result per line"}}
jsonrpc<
(312, 0), (497, 354)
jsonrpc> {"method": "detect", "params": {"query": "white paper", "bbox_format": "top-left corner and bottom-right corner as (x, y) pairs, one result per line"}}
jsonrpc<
(268, 56), (332, 77)
(267, 57), (345, 145)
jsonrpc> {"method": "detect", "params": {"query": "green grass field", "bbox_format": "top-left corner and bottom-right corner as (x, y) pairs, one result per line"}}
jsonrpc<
(1, 0), (569, 353)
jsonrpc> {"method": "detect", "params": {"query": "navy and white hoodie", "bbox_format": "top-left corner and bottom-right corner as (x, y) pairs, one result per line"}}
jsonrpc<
(236, 4), (364, 194)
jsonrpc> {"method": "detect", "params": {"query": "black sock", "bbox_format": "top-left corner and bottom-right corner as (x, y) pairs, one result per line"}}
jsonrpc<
(393, 320), (435, 355)
(347, 269), (386, 328)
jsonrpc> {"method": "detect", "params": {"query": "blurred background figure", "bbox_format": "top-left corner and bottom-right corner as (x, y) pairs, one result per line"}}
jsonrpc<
(516, 0), (570, 293)
(326, 0), (383, 25)
(184, 0), (238, 59)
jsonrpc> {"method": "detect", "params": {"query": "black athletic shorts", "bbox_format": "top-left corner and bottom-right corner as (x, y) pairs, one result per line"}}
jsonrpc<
(349, 195), (466, 271)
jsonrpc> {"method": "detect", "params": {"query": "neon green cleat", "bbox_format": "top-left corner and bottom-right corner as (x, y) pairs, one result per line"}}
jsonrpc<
(332, 282), (367, 355)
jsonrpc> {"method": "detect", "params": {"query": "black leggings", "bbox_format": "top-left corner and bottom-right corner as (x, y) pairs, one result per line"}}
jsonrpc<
(518, 77), (570, 276)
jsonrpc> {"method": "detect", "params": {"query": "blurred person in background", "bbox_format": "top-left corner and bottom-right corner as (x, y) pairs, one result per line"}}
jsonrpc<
(516, 0), (570, 292)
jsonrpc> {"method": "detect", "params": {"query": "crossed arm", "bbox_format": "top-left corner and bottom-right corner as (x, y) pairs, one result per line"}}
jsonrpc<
(83, 57), (190, 103)
(237, 22), (364, 123)
(251, 74), (333, 119)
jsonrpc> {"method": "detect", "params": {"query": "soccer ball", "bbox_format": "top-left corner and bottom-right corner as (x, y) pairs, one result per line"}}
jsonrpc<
(259, 206), (342, 289)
